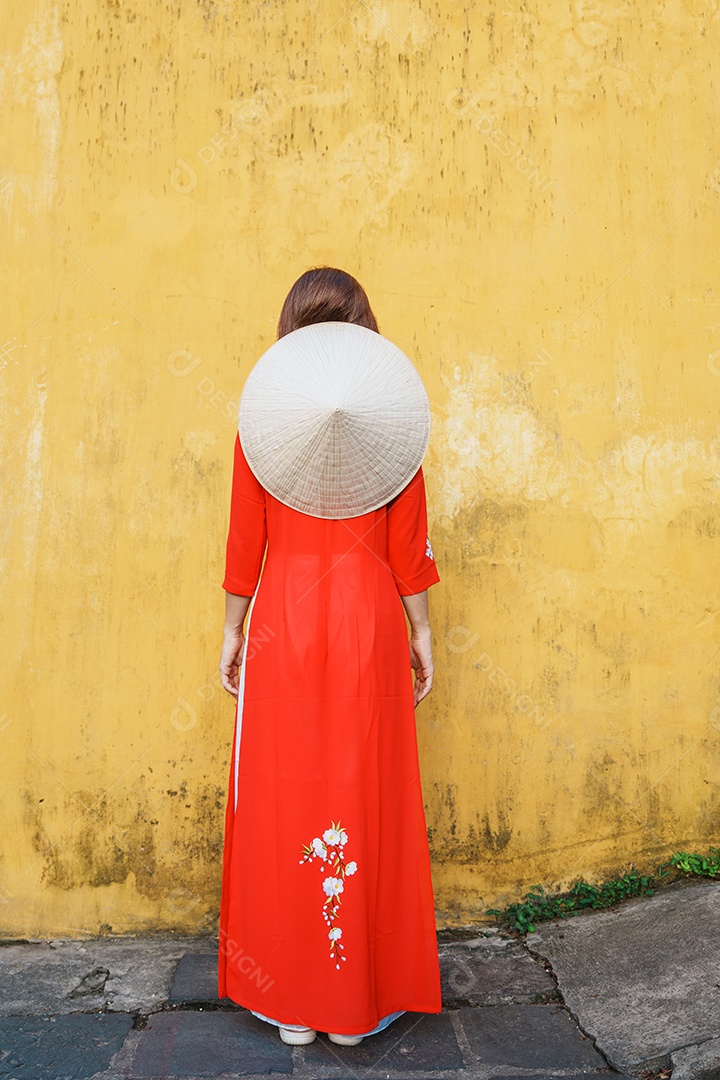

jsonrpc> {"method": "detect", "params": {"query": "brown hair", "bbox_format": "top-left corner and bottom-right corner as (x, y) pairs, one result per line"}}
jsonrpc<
(277, 267), (379, 339)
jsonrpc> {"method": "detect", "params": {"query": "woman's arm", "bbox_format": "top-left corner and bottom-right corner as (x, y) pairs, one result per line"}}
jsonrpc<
(220, 436), (268, 697)
(219, 591), (253, 696)
(400, 590), (434, 707)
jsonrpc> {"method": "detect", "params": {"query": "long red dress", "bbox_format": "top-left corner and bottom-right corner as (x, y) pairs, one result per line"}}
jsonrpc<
(218, 433), (441, 1036)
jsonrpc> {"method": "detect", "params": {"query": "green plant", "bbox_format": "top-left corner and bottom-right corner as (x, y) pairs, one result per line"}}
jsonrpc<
(487, 870), (657, 933)
(663, 846), (720, 878)
(487, 845), (720, 933)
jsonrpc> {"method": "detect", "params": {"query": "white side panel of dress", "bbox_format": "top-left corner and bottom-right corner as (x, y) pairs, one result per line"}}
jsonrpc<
(233, 575), (262, 813)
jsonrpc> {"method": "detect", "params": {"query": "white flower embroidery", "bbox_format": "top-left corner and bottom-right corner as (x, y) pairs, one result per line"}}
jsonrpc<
(323, 876), (344, 897)
(300, 819), (357, 970)
(425, 536), (435, 560)
(312, 837), (327, 858)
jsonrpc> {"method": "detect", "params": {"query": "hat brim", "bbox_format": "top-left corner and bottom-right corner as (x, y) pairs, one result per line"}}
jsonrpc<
(238, 321), (431, 519)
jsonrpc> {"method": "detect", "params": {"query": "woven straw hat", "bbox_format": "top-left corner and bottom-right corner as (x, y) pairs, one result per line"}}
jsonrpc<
(238, 321), (431, 519)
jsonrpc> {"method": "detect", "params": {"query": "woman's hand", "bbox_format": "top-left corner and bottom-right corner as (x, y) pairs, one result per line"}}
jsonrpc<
(220, 629), (245, 697)
(409, 627), (434, 707)
(221, 593), (253, 697)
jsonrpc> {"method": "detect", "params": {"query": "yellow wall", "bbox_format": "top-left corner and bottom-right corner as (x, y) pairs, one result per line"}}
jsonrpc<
(2, 0), (720, 935)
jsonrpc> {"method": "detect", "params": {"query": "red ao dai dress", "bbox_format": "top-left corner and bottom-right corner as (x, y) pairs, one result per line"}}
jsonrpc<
(218, 433), (441, 1037)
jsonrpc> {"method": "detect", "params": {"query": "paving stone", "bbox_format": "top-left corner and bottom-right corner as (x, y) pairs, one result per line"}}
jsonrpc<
(169, 953), (228, 1005)
(0, 939), (214, 1015)
(526, 879), (720, 1071)
(439, 937), (557, 1005)
(0, 1014), (132, 1079)
(172, 942), (559, 1011)
(458, 1005), (607, 1070)
(129, 1011), (292, 1077)
(671, 1034), (720, 1080)
(303, 1011), (464, 1073)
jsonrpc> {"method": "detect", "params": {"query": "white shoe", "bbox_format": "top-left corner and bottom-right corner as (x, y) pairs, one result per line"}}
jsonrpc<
(328, 1032), (364, 1046)
(279, 1026), (316, 1045)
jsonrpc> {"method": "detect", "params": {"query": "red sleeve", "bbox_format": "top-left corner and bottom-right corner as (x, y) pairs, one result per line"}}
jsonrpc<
(221, 433), (267, 595)
(386, 465), (440, 596)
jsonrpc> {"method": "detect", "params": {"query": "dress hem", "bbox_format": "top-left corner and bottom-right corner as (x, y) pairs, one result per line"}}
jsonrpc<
(220, 986), (442, 1037)
(250, 1006), (406, 1038)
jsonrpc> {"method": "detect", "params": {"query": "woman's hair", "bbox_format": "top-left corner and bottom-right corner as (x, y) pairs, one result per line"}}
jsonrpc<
(277, 267), (379, 338)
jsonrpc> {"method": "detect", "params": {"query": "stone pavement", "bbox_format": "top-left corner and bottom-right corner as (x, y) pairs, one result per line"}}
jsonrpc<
(0, 879), (718, 1080)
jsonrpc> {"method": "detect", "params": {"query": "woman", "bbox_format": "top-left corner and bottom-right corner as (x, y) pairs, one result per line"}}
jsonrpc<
(218, 267), (441, 1046)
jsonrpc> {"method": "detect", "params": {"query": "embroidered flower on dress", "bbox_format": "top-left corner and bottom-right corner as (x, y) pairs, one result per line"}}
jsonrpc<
(323, 876), (344, 897)
(425, 536), (435, 560)
(312, 837), (327, 858)
(300, 819), (357, 970)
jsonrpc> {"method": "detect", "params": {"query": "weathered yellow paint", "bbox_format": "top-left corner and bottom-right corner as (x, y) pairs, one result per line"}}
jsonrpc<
(1, 1), (720, 935)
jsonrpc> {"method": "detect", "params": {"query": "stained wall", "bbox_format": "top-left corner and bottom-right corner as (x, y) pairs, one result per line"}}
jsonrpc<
(1, 1), (719, 933)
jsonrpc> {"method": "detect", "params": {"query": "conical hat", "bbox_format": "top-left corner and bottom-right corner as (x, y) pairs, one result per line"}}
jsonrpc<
(238, 321), (431, 519)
